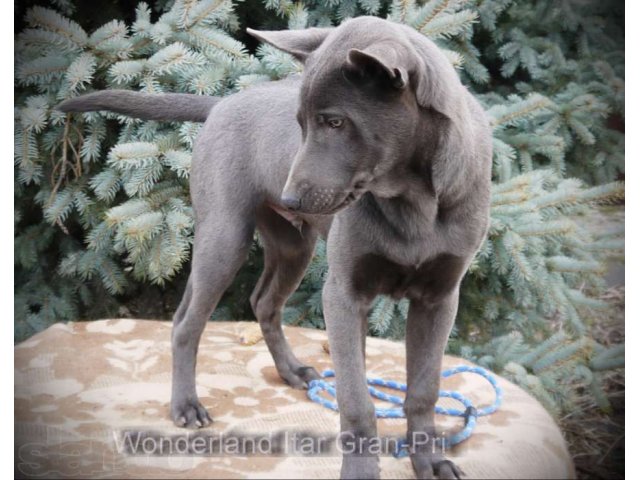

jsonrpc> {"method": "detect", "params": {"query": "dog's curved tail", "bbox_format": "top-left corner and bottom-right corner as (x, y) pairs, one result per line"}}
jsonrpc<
(56, 90), (220, 122)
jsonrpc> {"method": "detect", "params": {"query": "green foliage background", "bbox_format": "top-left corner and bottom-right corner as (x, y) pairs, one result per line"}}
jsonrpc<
(15, 0), (624, 417)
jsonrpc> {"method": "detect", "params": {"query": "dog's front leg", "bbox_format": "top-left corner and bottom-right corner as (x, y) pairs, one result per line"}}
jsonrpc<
(323, 273), (379, 480)
(405, 291), (463, 480)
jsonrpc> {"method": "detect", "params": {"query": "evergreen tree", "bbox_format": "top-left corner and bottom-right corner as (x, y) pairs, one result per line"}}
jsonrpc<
(15, 0), (623, 417)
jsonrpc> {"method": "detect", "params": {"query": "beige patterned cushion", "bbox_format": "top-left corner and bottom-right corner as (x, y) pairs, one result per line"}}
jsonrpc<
(15, 319), (574, 479)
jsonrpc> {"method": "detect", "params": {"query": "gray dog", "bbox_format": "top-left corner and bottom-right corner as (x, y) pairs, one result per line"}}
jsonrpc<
(58, 16), (492, 479)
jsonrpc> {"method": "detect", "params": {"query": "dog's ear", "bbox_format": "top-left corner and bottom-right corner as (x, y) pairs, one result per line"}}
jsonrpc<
(344, 45), (409, 90)
(408, 38), (467, 123)
(405, 32), (475, 201)
(246, 27), (332, 62)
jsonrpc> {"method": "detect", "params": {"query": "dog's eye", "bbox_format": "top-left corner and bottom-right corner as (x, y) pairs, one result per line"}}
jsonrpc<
(328, 118), (344, 129)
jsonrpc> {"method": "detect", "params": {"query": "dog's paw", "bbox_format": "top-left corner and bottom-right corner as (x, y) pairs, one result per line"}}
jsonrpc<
(171, 398), (213, 428)
(411, 454), (463, 480)
(340, 455), (380, 479)
(280, 365), (322, 389)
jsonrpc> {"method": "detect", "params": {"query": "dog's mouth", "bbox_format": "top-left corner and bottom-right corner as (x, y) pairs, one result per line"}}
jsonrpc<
(320, 178), (371, 215)
(320, 191), (360, 215)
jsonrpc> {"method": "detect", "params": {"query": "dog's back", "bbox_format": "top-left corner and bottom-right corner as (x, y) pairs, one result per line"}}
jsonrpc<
(189, 77), (305, 214)
(58, 78), (309, 215)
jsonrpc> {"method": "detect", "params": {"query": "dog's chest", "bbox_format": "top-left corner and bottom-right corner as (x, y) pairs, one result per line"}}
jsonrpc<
(352, 252), (467, 302)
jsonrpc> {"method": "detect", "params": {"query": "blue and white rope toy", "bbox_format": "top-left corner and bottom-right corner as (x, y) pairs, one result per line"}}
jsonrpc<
(307, 365), (503, 458)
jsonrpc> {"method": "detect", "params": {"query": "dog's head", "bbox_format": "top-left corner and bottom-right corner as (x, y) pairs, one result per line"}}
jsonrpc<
(248, 17), (469, 215)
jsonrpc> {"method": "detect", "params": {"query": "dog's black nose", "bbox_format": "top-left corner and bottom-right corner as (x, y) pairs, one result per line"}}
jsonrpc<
(281, 195), (302, 211)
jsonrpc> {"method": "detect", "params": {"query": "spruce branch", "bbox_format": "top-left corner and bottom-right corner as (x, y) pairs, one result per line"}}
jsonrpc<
(410, 0), (452, 32)
(488, 94), (553, 129)
(25, 6), (88, 49)
(419, 9), (477, 39)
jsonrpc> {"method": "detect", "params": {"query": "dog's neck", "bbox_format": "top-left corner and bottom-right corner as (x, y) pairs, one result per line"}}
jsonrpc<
(362, 108), (455, 239)
(364, 172), (438, 241)
(360, 161), (439, 248)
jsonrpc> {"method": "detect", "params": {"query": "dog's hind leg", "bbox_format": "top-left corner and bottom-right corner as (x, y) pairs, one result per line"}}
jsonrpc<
(171, 212), (255, 428)
(251, 207), (321, 388)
